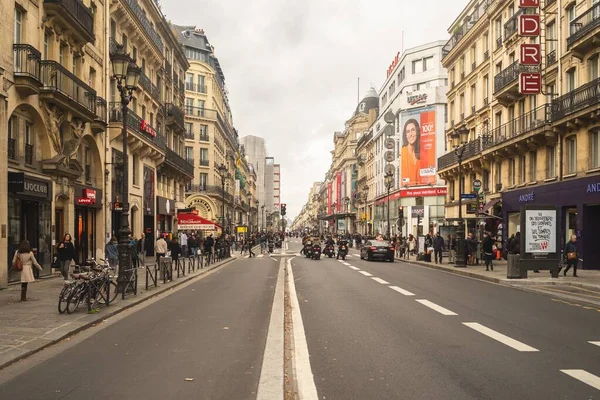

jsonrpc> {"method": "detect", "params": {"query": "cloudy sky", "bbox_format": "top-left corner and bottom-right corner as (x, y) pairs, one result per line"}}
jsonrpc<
(161, 0), (468, 219)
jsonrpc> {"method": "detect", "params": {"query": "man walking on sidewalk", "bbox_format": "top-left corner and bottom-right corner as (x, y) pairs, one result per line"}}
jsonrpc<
(433, 233), (444, 264)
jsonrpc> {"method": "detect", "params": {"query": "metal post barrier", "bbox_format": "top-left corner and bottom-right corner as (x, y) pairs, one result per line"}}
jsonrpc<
(105, 277), (110, 306)
(188, 257), (194, 273)
(121, 267), (138, 300)
(145, 263), (158, 290)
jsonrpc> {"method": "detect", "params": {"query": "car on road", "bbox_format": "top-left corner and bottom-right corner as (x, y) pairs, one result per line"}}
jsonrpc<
(360, 240), (395, 262)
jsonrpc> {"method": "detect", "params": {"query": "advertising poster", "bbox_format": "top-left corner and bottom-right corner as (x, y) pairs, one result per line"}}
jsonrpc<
(524, 209), (557, 253)
(327, 182), (332, 215)
(400, 107), (437, 186)
(336, 172), (342, 212)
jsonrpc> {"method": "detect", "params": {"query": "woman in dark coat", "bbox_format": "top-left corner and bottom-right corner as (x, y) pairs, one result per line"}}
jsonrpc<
(57, 233), (76, 280)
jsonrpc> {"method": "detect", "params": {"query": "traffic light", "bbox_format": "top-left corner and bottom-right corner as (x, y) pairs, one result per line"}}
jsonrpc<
(281, 203), (287, 216)
(398, 206), (404, 219)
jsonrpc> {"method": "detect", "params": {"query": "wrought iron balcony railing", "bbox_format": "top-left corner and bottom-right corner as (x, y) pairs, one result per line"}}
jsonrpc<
(504, 9), (524, 40)
(185, 131), (195, 140)
(551, 77), (600, 121)
(109, 102), (165, 150)
(185, 184), (234, 204)
(39, 60), (97, 115)
(25, 144), (34, 165)
(494, 60), (536, 93)
(84, 164), (92, 183)
(8, 138), (16, 160)
(437, 139), (482, 171)
(199, 133), (210, 142)
(166, 103), (185, 128)
(482, 104), (551, 150)
(567, 3), (600, 47)
(165, 147), (194, 177)
(43, 0), (94, 42)
(13, 44), (41, 80)
(95, 97), (107, 123)
(199, 159), (210, 166)
(122, 0), (164, 53)
(546, 49), (557, 66)
(441, 0), (493, 57)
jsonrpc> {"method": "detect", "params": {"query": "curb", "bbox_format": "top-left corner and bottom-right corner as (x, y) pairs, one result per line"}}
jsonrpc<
(0, 256), (237, 371)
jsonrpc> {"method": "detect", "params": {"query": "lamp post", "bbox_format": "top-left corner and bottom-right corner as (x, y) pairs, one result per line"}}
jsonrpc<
(343, 196), (350, 234)
(218, 163), (227, 233)
(255, 200), (259, 233)
(362, 185), (369, 235)
(110, 44), (141, 292)
(384, 172), (394, 239)
(261, 205), (265, 231)
(451, 126), (470, 268)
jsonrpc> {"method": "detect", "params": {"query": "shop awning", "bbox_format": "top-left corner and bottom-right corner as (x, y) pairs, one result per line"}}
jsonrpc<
(177, 213), (221, 231)
(483, 198), (502, 213)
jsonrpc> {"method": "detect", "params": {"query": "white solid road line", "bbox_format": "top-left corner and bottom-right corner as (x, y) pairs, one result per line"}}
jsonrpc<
(256, 258), (285, 400)
(389, 286), (415, 296)
(348, 266), (360, 271)
(287, 259), (320, 400)
(589, 341), (600, 347)
(371, 277), (390, 285)
(463, 322), (539, 352)
(416, 299), (458, 316)
(342, 262), (351, 266)
(560, 369), (600, 391)
(358, 271), (373, 277)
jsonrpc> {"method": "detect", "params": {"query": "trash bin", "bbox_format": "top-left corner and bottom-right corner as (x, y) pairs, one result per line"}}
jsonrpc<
(159, 257), (172, 280)
(507, 253), (521, 279)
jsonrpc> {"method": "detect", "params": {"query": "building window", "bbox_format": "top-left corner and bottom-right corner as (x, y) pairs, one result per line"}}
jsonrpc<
(566, 68), (576, 92)
(589, 55), (599, 81)
(199, 173), (208, 187)
(24, 122), (33, 165)
(483, 170), (490, 192)
(590, 131), (600, 169)
(547, 22), (556, 53)
(529, 151), (537, 182)
(483, 74), (489, 100)
(141, 105), (146, 121)
(519, 155), (526, 184)
(185, 97), (194, 113)
(565, 136), (577, 174)
(382, 93), (388, 105)
(132, 154), (139, 186)
(43, 30), (50, 59)
(14, 8), (23, 44)
(423, 56), (433, 71)
(567, 5), (576, 24)
(185, 146), (194, 161)
(397, 67), (405, 84)
(200, 148), (208, 161)
(412, 59), (423, 74)
(508, 158), (515, 186)
(546, 145), (556, 178)
(185, 122), (193, 135)
(198, 100), (205, 110)
(389, 81), (395, 97)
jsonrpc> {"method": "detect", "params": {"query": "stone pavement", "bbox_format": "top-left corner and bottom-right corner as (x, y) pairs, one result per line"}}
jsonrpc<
(0, 254), (240, 370)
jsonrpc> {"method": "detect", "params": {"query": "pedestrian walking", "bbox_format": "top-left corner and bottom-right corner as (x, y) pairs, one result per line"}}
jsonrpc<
(105, 236), (119, 275)
(248, 235), (256, 258)
(433, 233), (444, 264)
(448, 234), (456, 263)
(180, 231), (188, 258)
(563, 234), (579, 277)
(482, 232), (494, 271)
(137, 233), (146, 266)
(56, 233), (76, 280)
(12, 240), (43, 301)
(169, 237), (182, 263)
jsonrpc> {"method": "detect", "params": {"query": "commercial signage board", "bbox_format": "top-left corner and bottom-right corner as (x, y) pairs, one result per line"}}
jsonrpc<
(519, 205), (561, 277)
(519, 73), (542, 94)
(411, 205), (425, 218)
(400, 106), (437, 186)
(519, 0), (539, 8)
(519, 15), (540, 36)
(520, 44), (541, 65)
(518, 2), (541, 95)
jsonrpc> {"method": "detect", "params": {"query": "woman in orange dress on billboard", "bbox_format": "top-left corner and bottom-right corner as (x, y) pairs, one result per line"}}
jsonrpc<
(401, 118), (421, 185)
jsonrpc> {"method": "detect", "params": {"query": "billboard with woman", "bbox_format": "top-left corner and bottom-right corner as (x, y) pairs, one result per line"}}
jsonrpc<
(401, 107), (437, 186)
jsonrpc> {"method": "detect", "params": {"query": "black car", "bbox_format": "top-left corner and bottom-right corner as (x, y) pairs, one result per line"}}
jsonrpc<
(360, 240), (395, 262)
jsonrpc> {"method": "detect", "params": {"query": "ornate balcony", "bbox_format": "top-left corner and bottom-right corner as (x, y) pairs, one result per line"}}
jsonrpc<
(546, 49), (557, 67)
(551, 77), (600, 123)
(185, 131), (195, 140)
(199, 159), (210, 167)
(39, 60), (97, 122)
(91, 97), (108, 134)
(199, 133), (210, 142)
(13, 44), (42, 96)
(441, 0), (492, 58)
(482, 104), (551, 150)
(166, 103), (185, 132)
(109, 102), (166, 157)
(437, 139), (481, 172)
(185, 184), (234, 204)
(165, 59), (172, 81)
(567, 4), (600, 60)
(8, 138), (16, 160)
(164, 147), (194, 179)
(121, 0), (164, 53)
(494, 60), (537, 105)
(43, 0), (95, 45)
(504, 9), (524, 41)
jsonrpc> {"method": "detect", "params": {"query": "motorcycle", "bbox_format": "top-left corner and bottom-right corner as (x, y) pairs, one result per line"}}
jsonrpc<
(304, 243), (313, 258)
(337, 242), (348, 260)
(268, 241), (274, 253)
(312, 244), (322, 260)
(323, 244), (335, 258)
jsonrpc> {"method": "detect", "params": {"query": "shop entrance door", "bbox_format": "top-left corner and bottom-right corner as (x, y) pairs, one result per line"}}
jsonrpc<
(583, 205), (600, 270)
(75, 207), (96, 264)
(21, 200), (39, 253)
(144, 215), (154, 257)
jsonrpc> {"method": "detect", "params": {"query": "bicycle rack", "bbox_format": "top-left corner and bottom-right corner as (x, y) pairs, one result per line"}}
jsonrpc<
(121, 267), (138, 300)
(145, 264), (158, 290)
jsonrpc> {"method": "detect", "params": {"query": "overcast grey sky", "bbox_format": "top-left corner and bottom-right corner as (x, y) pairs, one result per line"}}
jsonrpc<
(161, 0), (468, 219)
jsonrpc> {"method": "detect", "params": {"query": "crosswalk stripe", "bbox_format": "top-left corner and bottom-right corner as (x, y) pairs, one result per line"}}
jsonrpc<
(560, 369), (600, 390)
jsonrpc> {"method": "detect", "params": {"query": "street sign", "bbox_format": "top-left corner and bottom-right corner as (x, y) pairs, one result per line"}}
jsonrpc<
(461, 193), (477, 199)
(383, 124), (394, 137)
(384, 164), (395, 175)
(519, 0), (539, 7)
(384, 110), (395, 124)
(519, 73), (542, 94)
(519, 15), (540, 36)
(520, 44), (541, 65)
(473, 179), (482, 192)
(384, 150), (395, 162)
(385, 138), (395, 149)
(411, 205), (425, 218)
(396, 218), (405, 227)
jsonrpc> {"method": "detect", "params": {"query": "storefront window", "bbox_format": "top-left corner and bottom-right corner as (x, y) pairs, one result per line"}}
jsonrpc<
(508, 212), (520, 238)
(566, 208), (577, 244)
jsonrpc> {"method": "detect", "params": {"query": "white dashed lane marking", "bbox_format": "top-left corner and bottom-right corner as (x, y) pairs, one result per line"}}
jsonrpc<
(463, 322), (539, 352)
(416, 299), (458, 316)
(589, 341), (600, 347)
(560, 370), (600, 391)
(348, 266), (360, 271)
(389, 286), (415, 296)
(358, 271), (373, 277)
(371, 277), (390, 285)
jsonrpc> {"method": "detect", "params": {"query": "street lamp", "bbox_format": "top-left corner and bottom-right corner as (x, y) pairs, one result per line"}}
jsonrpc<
(384, 172), (394, 239)
(451, 126), (470, 268)
(255, 200), (259, 233)
(217, 163), (228, 233)
(362, 185), (369, 235)
(111, 44), (141, 291)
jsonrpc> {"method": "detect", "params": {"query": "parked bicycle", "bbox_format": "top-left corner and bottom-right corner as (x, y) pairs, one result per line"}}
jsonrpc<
(60, 259), (118, 314)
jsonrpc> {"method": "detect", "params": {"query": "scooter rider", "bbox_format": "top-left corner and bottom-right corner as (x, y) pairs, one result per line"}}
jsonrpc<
(336, 237), (349, 260)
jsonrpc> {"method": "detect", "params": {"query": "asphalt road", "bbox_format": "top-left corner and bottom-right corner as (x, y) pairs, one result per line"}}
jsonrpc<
(0, 255), (279, 400)
(288, 239), (600, 400)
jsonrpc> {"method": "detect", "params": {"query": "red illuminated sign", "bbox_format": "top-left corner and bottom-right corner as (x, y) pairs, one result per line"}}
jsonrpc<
(387, 52), (400, 78)
(519, 15), (540, 36)
(519, 0), (539, 7)
(519, 73), (542, 94)
(77, 197), (94, 205)
(140, 120), (157, 137)
(520, 44), (541, 65)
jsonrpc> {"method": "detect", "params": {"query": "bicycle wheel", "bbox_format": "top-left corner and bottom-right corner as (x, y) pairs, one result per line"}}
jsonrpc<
(66, 284), (86, 314)
(99, 280), (119, 304)
(58, 283), (75, 314)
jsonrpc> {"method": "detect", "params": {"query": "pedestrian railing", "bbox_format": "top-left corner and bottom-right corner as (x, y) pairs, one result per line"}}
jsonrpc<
(176, 259), (186, 278)
(121, 267), (138, 300)
(145, 264), (158, 290)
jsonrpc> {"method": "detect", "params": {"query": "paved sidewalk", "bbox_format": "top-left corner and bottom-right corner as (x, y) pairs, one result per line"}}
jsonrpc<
(0, 254), (238, 370)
